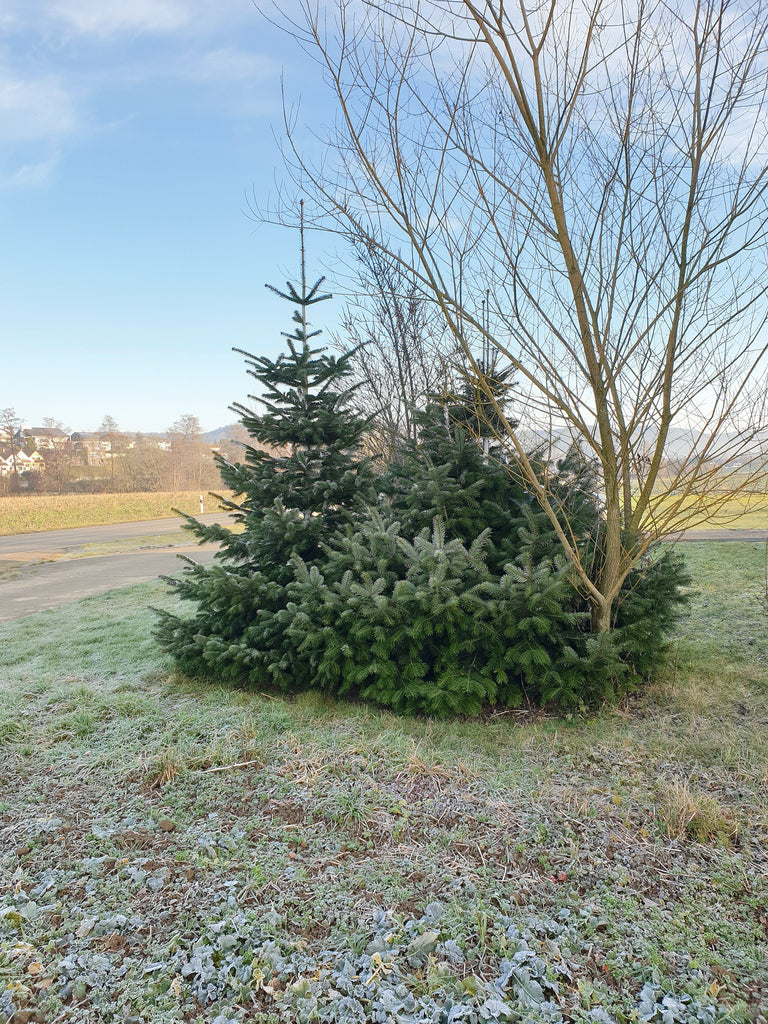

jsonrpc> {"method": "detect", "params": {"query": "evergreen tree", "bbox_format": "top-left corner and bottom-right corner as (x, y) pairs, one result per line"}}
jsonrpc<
(155, 212), (374, 685)
(383, 400), (530, 575)
(375, 404), (688, 700)
(446, 354), (517, 447)
(155, 222), (688, 712)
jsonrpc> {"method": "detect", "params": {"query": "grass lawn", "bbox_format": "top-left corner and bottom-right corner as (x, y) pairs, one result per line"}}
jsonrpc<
(0, 489), (765, 539)
(0, 542), (766, 1023)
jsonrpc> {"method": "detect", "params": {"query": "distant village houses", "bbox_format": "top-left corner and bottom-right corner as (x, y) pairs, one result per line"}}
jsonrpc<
(0, 426), (67, 478)
(14, 426), (70, 450)
(0, 449), (46, 477)
(0, 427), (171, 479)
(1, 420), (220, 492)
(69, 431), (171, 467)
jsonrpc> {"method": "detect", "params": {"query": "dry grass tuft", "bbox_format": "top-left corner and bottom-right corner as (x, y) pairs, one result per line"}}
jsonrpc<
(397, 741), (453, 791)
(656, 777), (738, 845)
(141, 747), (184, 789)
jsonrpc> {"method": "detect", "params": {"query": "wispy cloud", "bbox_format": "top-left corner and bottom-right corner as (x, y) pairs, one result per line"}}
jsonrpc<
(0, 64), (78, 188)
(0, 153), (60, 188)
(185, 48), (284, 118)
(52, 0), (189, 36)
(47, 0), (260, 38)
(0, 73), (78, 142)
(191, 48), (281, 84)
(0, 0), (283, 184)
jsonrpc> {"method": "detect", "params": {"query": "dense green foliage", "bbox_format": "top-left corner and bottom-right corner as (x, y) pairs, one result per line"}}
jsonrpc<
(347, 410), (689, 713)
(156, 254), (689, 716)
(282, 516), (632, 715)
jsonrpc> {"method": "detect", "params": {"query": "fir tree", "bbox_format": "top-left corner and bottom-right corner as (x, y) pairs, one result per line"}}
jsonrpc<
(155, 209), (374, 685)
(155, 216), (689, 711)
(447, 353), (517, 448)
(382, 396), (531, 576)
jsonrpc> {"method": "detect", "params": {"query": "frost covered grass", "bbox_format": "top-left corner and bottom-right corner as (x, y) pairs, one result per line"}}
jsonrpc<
(0, 544), (767, 1022)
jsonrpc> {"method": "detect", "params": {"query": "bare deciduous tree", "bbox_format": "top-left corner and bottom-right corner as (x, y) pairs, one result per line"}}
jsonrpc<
(167, 414), (219, 491)
(274, 0), (768, 631)
(99, 414), (122, 490)
(335, 241), (461, 457)
(40, 417), (74, 494)
(0, 407), (22, 494)
(121, 434), (171, 493)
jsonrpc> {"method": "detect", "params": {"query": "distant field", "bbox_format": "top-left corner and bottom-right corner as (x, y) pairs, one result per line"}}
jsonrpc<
(1, 488), (765, 537)
(0, 491), (232, 536)
(644, 490), (768, 531)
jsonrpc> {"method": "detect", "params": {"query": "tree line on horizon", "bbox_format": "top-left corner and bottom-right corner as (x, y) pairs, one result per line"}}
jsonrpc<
(0, 409), (238, 497)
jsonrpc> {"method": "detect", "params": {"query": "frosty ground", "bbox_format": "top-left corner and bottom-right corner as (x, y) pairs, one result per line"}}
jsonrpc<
(0, 541), (766, 1023)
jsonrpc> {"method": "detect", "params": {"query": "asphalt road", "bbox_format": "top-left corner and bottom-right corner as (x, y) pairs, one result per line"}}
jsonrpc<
(0, 515), (228, 624)
(668, 528), (768, 542)
(0, 545), (219, 623)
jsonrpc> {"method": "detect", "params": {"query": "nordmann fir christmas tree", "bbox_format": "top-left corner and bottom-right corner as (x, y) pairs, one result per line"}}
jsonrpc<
(154, 214), (374, 687)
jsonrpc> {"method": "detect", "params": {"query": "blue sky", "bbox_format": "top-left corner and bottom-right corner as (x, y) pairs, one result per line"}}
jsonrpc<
(1, 0), (343, 434)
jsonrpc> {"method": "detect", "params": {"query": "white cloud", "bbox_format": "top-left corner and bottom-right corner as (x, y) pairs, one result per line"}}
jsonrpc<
(0, 0), (284, 171)
(0, 153), (60, 188)
(0, 74), (78, 142)
(0, 67), (78, 188)
(52, 0), (189, 36)
(45, 0), (261, 37)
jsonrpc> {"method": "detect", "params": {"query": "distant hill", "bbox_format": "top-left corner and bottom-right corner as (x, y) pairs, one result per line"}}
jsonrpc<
(201, 422), (761, 467)
(519, 425), (758, 465)
(201, 425), (240, 444)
